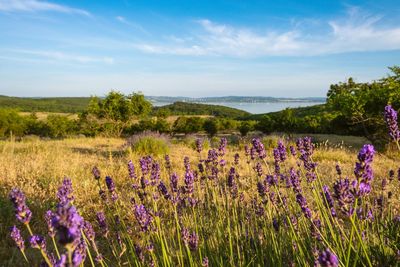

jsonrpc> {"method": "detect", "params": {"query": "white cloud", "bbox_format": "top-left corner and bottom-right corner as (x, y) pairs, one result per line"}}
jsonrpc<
(135, 9), (400, 57)
(12, 49), (114, 64)
(115, 15), (148, 34)
(0, 0), (90, 16)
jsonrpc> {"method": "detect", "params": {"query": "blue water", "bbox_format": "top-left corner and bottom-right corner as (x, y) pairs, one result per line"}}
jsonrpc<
(152, 101), (325, 114)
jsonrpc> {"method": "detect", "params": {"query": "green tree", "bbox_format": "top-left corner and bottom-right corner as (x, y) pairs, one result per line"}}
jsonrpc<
(238, 121), (253, 136)
(203, 119), (218, 137)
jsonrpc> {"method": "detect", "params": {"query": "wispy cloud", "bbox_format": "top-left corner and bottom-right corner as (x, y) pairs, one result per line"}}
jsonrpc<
(135, 8), (400, 57)
(115, 16), (148, 34)
(0, 0), (91, 16)
(12, 49), (114, 64)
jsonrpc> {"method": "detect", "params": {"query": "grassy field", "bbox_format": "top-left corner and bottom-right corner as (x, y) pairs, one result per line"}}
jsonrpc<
(1, 135), (399, 266)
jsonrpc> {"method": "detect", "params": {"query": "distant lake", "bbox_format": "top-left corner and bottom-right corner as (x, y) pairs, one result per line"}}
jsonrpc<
(152, 101), (325, 114)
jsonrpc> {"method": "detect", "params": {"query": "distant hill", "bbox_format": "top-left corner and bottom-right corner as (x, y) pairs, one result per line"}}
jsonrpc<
(0, 95), (90, 113)
(0, 95), (251, 117)
(244, 103), (328, 120)
(147, 95), (326, 103)
(153, 101), (250, 118)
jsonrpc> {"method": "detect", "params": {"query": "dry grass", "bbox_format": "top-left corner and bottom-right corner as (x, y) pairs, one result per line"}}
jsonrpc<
(0, 136), (399, 265)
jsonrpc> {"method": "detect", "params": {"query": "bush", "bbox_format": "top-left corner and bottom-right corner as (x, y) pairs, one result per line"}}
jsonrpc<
(126, 132), (170, 156)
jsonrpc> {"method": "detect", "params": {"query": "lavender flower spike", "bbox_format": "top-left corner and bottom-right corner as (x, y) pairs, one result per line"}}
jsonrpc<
(384, 105), (400, 143)
(9, 188), (32, 224)
(10, 226), (25, 252)
(317, 248), (339, 267)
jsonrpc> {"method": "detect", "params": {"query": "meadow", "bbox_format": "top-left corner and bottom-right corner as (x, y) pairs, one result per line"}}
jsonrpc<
(1, 123), (400, 266)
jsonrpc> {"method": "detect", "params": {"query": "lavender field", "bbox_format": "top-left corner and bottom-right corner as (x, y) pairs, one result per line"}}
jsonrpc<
(1, 106), (399, 267)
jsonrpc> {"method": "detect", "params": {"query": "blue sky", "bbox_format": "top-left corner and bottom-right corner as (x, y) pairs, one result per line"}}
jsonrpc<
(0, 0), (399, 97)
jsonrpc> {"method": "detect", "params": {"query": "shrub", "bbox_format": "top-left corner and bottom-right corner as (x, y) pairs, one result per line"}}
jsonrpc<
(126, 131), (170, 156)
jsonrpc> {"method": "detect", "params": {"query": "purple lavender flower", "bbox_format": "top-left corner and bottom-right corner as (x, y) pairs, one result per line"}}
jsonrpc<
(296, 194), (312, 218)
(170, 173), (179, 192)
(150, 162), (161, 185)
(333, 178), (355, 216)
(30, 235), (47, 250)
(96, 212), (109, 237)
(139, 156), (152, 175)
(45, 210), (55, 238)
(317, 248), (339, 267)
(184, 156), (191, 171)
(322, 185), (336, 217)
(128, 160), (136, 179)
(57, 177), (74, 205)
(290, 168), (302, 193)
(54, 254), (67, 267)
(165, 155), (172, 170)
(189, 232), (199, 251)
(195, 138), (203, 153)
(52, 204), (83, 246)
(10, 226), (25, 251)
(184, 170), (195, 194)
(272, 218), (279, 232)
(354, 144), (375, 196)
(105, 176), (118, 201)
(133, 204), (153, 232)
(202, 257), (209, 267)
(158, 181), (171, 200)
(289, 146), (296, 157)
(92, 166), (101, 180)
(9, 188), (32, 224)
(82, 221), (95, 242)
(72, 239), (87, 266)
(277, 140), (287, 162)
(384, 105), (400, 142)
(335, 164), (342, 176)
(234, 153), (240, 165)
(252, 138), (266, 159)
(227, 167), (238, 198)
(254, 162), (263, 177)
(218, 137), (228, 156)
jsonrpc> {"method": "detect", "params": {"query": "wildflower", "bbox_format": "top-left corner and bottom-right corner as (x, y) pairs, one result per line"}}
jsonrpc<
(384, 105), (400, 142)
(52, 204), (83, 246)
(10, 226), (25, 251)
(234, 153), (240, 165)
(227, 167), (238, 198)
(105, 176), (118, 201)
(150, 162), (161, 185)
(9, 188), (32, 224)
(277, 140), (287, 162)
(252, 138), (266, 159)
(354, 144), (375, 196)
(202, 257), (209, 267)
(45, 210), (55, 238)
(96, 212), (109, 237)
(92, 166), (101, 180)
(289, 146), (296, 156)
(128, 160), (136, 179)
(218, 137), (228, 156)
(54, 254), (67, 267)
(333, 178), (355, 216)
(72, 239), (87, 266)
(158, 181), (171, 200)
(184, 170), (195, 194)
(82, 221), (95, 242)
(272, 218), (279, 232)
(184, 156), (191, 171)
(170, 173), (178, 192)
(133, 204), (153, 232)
(317, 248), (339, 267)
(139, 156), (152, 175)
(296, 194), (312, 218)
(195, 138), (203, 153)
(30, 235), (47, 251)
(254, 162), (263, 177)
(322, 186), (336, 217)
(189, 232), (199, 251)
(165, 155), (171, 170)
(335, 164), (342, 176)
(57, 177), (74, 205)
(257, 181), (268, 198)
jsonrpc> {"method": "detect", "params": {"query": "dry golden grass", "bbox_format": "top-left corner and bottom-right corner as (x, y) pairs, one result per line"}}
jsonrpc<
(0, 136), (399, 265)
